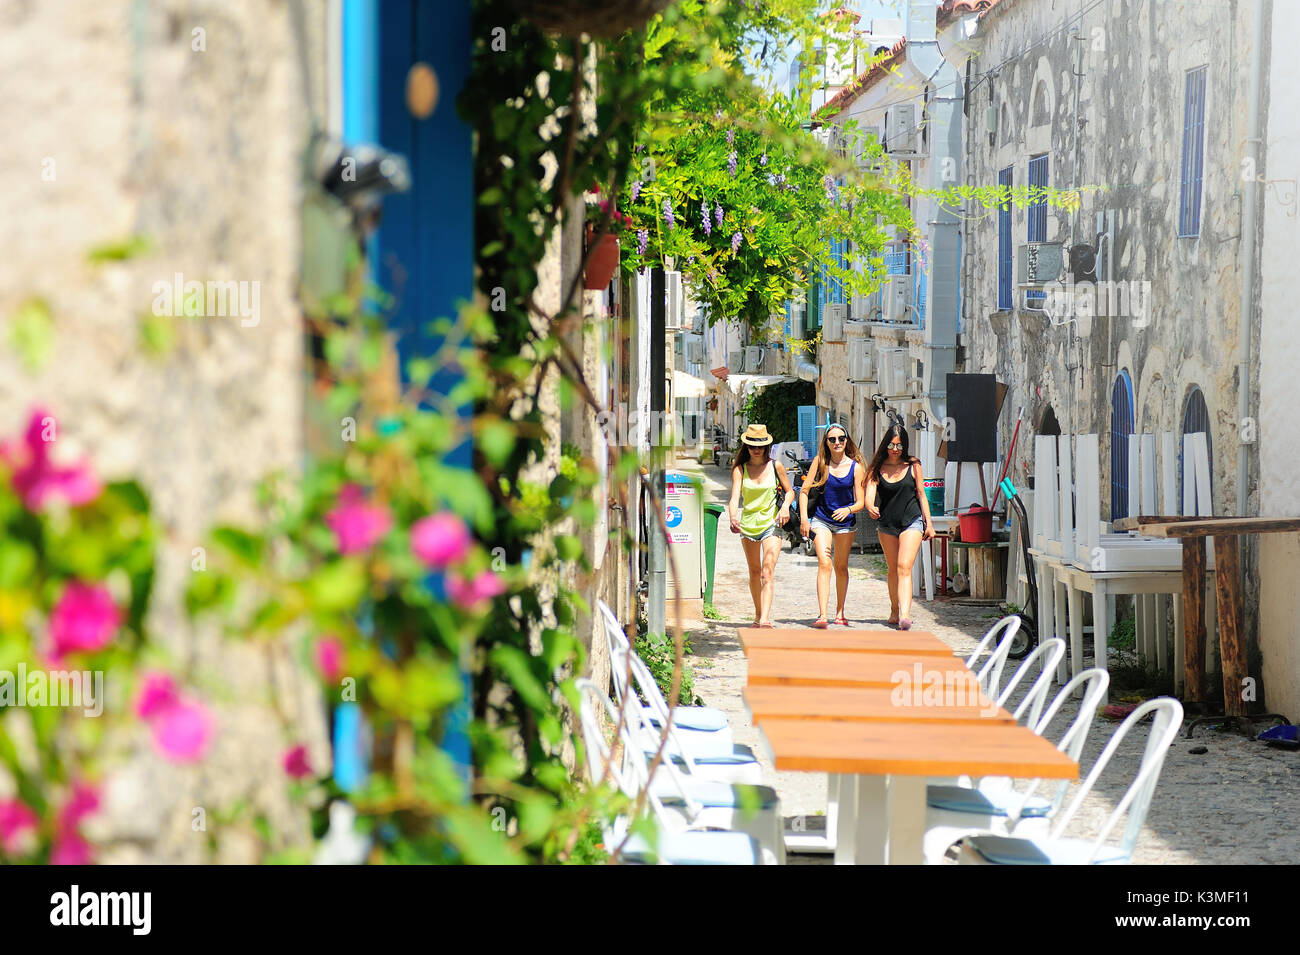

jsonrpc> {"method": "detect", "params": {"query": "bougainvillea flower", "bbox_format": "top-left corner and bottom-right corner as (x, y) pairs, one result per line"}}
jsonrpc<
(315, 636), (344, 683)
(447, 569), (506, 611)
(51, 832), (93, 865)
(0, 799), (38, 855)
(1, 408), (102, 511)
(282, 744), (314, 779)
(325, 484), (392, 555)
(134, 671), (180, 720)
(49, 582), (121, 659)
(410, 512), (471, 569)
(150, 698), (216, 763)
(57, 782), (100, 833)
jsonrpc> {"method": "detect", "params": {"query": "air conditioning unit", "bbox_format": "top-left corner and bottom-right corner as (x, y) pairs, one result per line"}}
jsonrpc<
(1016, 242), (1065, 287)
(823, 303), (847, 342)
(880, 274), (912, 323)
(853, 285), (882, 322)
(877, 346), (910, 397)
(744, 345), (764, 373)
(848, 338), (876, 383)
(686, 336), (705, 365)
(664, 270), (685, 329)
(884, 104), (921, 157)
(854, 126), (886, 171)
(728, 349), (743, 372)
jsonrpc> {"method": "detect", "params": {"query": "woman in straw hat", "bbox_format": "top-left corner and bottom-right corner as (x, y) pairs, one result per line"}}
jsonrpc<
(727, 424), (794, 628)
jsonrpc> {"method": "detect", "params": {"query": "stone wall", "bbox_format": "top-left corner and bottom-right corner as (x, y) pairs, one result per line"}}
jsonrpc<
(0, 0), (328, 861)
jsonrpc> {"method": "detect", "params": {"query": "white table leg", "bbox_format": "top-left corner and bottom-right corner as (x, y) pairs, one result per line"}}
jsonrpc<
(888, 776), (927, 865)
(1156, 594), (1170, 673)
(1054, 574), (1069, 684)
(845, 774), (888, 865)
(826, 773), (840, 847)
(1068, 582), (1084, 689)
(1091, 582), (1109, 704)
(834, 775), (859, 865)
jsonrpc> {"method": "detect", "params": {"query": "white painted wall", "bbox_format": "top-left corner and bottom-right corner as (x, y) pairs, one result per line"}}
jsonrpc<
(1257, 0), (1300, 721)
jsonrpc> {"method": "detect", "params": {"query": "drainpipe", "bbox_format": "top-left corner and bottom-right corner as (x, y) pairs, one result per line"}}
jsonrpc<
(1238, 0), (1265, 517)
(906, 0), (961, 426)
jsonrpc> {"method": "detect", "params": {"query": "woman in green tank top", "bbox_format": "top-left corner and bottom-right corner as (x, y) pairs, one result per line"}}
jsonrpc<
(727, 424), (794, 628)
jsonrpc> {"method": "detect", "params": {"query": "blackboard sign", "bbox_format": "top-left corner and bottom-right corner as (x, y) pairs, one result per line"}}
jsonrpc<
(945, 373), (998, 462)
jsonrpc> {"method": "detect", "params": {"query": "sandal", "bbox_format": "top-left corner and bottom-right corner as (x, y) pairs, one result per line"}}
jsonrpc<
(834, 614), (849, 626)
(812, 617), (829, 629)
(899, 617), (912, 631)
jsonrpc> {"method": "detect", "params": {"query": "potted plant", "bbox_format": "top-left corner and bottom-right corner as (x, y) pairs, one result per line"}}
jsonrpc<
(584, 189), (630, 290)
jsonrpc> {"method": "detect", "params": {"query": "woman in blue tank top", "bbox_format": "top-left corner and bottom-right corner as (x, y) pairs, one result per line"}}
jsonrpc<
(798, 424), (867, 628)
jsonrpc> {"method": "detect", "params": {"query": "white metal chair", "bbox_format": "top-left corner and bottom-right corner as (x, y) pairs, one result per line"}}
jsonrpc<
(954, 697), (1184, 865)
(963, 615), (1023, 702)
(993, 637), (1067, 731)
(598, 601), (736, 756)
(574, 679), (773, 865)
(921, 668), (1110, 864)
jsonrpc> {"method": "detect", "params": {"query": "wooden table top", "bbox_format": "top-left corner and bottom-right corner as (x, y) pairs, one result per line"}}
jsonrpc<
(744, 684), (1014, 724)
(745, 648), (972, 688)
(737, 627), (952, 657)
(758, 718), (1078, 778)
(1112, 515), (1300, 537)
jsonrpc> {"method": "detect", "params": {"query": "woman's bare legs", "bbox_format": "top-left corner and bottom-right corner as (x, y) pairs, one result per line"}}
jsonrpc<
(741, 537), (763, 623)
(832, 532), (852, 620)
(759, 535), (781, 625)
(879, 532), (900, 623)
(895, 528), (924, 622)
(813, 528), (834, 622)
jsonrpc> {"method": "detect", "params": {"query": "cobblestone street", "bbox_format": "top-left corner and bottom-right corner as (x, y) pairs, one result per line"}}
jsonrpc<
(675, 458), (1300, 865)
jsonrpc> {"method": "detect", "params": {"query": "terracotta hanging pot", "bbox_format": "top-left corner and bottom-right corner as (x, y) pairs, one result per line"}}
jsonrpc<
(584, 231), (620, 290)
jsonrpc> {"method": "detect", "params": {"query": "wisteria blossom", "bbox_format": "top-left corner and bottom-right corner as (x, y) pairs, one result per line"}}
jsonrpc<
(731, 232), (743, 254)
(759, 153), (768, 166)
(662, 198), (674, 229)
(727, 151), (737, 177)
(714, 204), (723, 228)
(629, 179), (642, 203)
(701, 199), (712, 236)
(636, 228), (648, 255)
(726, 128), (735, 145)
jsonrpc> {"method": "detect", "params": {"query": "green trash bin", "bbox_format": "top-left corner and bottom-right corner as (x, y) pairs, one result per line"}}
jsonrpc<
(703, 503), (724, 606)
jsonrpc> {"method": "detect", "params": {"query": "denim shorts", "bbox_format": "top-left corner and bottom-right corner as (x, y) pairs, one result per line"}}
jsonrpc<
(741, 524), (777, 542)
(809, 517), (855, 537)
(878, 516), (925, 538)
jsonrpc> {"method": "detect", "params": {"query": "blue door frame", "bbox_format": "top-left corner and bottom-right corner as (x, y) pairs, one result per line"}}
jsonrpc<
(339, 0), (474, 788)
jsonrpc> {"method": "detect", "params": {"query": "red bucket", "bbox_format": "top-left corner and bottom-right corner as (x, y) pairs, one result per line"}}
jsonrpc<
(958, 504), (993, 543)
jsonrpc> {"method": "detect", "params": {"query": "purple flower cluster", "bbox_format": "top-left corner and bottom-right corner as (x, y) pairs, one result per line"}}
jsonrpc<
(714, 204), (723, 228)
(630, 179), (642, 203)
(731, 231), (742, 254)
(823, 175), (839, 201)
(701, 199), (712, 236)
(759, 153), (768, 166)
(727, 151), (738, 177)
(726, 129), (735, 145)
(636, 228), (648, 255)
(662, 198), (674, 229)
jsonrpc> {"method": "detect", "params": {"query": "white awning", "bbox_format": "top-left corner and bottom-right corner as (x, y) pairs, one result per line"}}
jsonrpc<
(672, 369), (710, 398)
(724, 373), (797, 398)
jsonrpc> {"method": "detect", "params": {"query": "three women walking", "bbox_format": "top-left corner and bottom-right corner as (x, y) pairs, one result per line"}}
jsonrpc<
(727, 421), (934, 629)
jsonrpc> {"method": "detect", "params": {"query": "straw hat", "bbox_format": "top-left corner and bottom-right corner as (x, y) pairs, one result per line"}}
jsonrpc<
(741, 424), (774, 446)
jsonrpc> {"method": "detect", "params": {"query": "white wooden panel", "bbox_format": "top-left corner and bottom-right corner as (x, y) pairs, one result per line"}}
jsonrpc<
(1192, 432), (1213, 517)
(1182, 433), (1197, 516)
(1140, 433), (1157, 515)
(1128, 433), (1141, 517)
(1161, 431), (1177, 514)
(1058, 435), (1074, 559)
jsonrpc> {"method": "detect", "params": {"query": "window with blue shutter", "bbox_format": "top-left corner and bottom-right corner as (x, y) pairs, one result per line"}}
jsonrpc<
(997, 166), (1013, 309)
(1027, 155), (1048, 303)
(914, 268), (927, 328)
(1179, 66), (1208, 237)
(1110, 370), (1135, 519)
(797, 405), (817, 458)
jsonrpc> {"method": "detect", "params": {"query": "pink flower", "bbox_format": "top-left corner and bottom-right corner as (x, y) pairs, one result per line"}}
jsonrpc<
(410, 513), (472, 569)
(282, 744), (314, 779)
(49, 582), (121, 660)
(325, 484), (392, 555)
(446, 570), (506, 611)
(150, 698), (216, 764)
(1, 408), (102, 511)
(315, 636), (344, 683)
(0, 799), (38, 855)
(57, 782), (100, 833)
(51, 832), (93, 865)
(134, 671), (179, 720)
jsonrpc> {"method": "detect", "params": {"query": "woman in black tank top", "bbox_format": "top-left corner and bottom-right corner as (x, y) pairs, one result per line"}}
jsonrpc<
(865, 424), (935, 630)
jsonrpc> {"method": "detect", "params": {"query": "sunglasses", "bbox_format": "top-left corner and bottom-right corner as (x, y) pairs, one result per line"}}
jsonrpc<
(887, 442), (903, 450)
(827, 435), (846, 444)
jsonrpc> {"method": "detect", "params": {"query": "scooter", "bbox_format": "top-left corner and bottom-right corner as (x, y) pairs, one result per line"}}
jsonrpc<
(781, 449), (813, 555)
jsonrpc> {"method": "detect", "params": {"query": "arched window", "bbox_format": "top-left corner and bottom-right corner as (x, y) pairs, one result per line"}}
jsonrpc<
(1181, 385), (1213, 510)
(1039, 404), (1061, 437)
(1032, 79), (1051, 126)
(1110, 370), (1135, 519)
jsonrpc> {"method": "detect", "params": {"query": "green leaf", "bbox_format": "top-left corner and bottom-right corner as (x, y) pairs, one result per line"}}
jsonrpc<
(306, 558), (367, 611)
(87, 234), (154, 263)
(478, 418), (516, 469)
(211, 526), (264, 567)
(9, 299), (55, 372)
